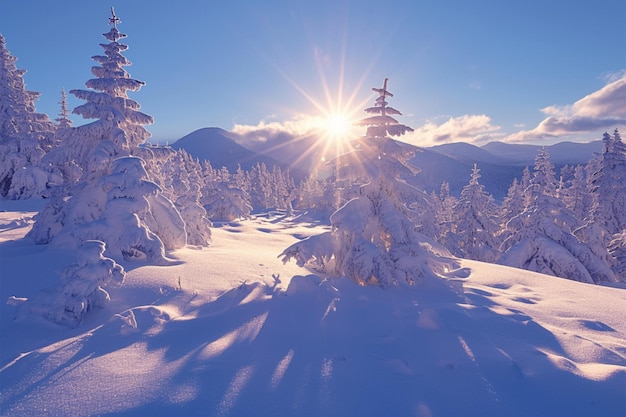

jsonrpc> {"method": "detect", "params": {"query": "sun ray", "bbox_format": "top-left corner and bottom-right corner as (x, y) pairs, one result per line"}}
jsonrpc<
(246, 27), (388, 174)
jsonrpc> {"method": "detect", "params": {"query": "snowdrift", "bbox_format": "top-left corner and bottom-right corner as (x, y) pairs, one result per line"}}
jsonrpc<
(1, 203), (625, 417)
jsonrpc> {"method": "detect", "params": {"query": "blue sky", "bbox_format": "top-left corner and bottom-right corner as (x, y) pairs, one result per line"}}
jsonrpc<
(2, 0), (625, 146)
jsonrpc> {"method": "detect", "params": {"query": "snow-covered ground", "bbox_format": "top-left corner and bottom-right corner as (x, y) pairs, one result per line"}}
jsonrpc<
(1, 201), (625, 417)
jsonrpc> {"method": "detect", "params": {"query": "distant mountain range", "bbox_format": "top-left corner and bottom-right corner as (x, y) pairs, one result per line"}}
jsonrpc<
(171, 127), (603, 200)
(171, 128), (285, 173)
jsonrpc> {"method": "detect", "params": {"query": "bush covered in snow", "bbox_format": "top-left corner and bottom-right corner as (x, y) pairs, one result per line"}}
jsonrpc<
(23, 240), (125, 328)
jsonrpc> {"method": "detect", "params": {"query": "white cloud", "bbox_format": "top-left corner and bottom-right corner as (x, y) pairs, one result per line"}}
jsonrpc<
(505, 73), (626, 143)
(402, 114), (502, 147)
(232, 114), (324, 147)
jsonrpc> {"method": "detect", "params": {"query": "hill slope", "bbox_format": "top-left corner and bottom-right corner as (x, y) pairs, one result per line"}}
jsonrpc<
(171, 127), (286, 172)
(1, 204), (625, 417)
(481, 140), (602, 165)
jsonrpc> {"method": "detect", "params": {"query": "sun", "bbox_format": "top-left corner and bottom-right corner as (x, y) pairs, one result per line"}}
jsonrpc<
(324, 113), (354, 142)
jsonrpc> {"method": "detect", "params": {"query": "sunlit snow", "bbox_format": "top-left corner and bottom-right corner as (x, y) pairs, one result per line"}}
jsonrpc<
(1, 202), (625, 417)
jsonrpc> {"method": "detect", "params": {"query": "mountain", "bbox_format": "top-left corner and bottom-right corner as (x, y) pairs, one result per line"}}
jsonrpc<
(429, 142), (512, 165)
(233, 130), (339, 176)
(171, 127), (286, 173)
(410, 147), (523, 200)
(422, 140), (604, 199)
(171, 127), (602, 199)
(481, 140), (602, 165)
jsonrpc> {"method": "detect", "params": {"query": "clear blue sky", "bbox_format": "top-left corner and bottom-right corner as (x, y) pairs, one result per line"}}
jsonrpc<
(1, 0), (625, 146)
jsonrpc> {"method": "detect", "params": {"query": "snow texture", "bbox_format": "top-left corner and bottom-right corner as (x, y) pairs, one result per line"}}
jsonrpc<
(1, 205), (625, 417)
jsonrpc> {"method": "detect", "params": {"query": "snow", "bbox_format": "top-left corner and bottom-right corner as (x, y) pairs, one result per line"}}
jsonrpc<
(1, 203), (625, 417)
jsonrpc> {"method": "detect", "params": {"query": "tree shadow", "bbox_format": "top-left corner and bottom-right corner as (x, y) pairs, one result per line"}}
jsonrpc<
(2, 272), (625, 417)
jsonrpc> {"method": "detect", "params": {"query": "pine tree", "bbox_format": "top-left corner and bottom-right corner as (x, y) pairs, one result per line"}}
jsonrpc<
(27, 8), (188, 259)
(499, 148), (616, 283)
(531, 147), (558, 197)
(161, 150), (212, 245)
(55, 88), (72, 129)
(199, 161), (251, 221)
(576, 129), (626, 280)
(561, 165), (592, 221)
(280, 79), (453, 287)
(68, 8), (154, 180)
(433, 182), (456, 242)
(25, 240), (125, 328)
(447, 164), (500, 262)
(588, 130), (626, 235)
(0, 34), (56, 199)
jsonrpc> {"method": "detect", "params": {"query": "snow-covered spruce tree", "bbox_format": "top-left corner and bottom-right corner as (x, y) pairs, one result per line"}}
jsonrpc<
(39, 89), (79, 196)
(55, 88), (73, 130)
(432, 182), (456, 243)
(28, 240), (125, 328)
(34, 157), (182, 262)
(204, 182), (253, 222)
(532, 147), (558, 196)
(198, 161), (251, 221)
(608, 231), (626, 279)
(499, 148), (616, 283)
(45, 9), (155, 181)
(295, 171), (342, 216)
(27, 9), (187, 259)
(160, 149), (212, 245)
(561, 164), (592, 222)
(445, 164), (500, 262)
(500, 178), (523, 220)
(0, 34), (57, 199)
(280, 78), (454, 287)
(587, 130), (626, 235)
(575, 129), (626, 279)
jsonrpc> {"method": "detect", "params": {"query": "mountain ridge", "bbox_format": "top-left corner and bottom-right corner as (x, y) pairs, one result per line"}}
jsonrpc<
(171, 127), (603, 199)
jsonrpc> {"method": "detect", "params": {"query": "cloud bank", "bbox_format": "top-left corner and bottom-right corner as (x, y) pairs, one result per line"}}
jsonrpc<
(230, 72), (626, 149)
(505, 72), (626, 143)
(402, 114), (503, 147)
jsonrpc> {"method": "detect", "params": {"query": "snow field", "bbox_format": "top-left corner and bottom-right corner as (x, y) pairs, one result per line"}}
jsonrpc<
(1, 209), (625, 416)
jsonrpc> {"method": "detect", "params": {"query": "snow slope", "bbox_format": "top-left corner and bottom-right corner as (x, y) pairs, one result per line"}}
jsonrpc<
(1, 202), (625, 417)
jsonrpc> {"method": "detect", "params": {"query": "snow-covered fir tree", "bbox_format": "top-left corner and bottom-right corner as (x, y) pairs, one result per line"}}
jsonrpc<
(280, 79), (454, 287)
(561, 164), (592, 222)
(588, 129), (626, 235)
(0, 34), (57, 199)
(500, 178), (524, 222)
(499, 148), (617, 283)
(575, 129), (626, 280)
(531, 147), (558, 197)
(26, 240), (125, 328)
(446, 164), (500, 262)
(30, 157), (185, 262)
(160, 149), (212, 245)
(27, 9), (188, 260)
(200, 161), (251, 221)
(55, 88), (73, 129)
(48, 8), (155, 181)
(432, 182), (455, 242)
(608, 231), (626, 279)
